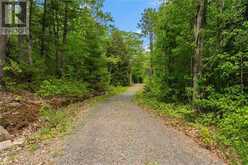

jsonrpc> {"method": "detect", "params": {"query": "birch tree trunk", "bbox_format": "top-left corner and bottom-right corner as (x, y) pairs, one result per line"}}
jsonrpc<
(193, 0), (207, 103)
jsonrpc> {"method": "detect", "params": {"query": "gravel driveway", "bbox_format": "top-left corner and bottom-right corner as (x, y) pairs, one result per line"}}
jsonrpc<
(56, 85), (225, 165)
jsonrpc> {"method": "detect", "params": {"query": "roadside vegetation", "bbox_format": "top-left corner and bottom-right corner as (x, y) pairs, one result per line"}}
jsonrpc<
(28, 86), (128, 147)
(137, 0), (248, 164)
(0, 0), (147, 144)
(0, 0), (248, 164)
(135, 92), (243, 164)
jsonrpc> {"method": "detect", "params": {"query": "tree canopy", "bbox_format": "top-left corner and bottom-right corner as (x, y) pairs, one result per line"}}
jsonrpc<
(0, 0), (147, 93)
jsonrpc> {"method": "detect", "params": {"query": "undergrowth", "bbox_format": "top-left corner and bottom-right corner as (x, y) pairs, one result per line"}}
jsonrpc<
(37, 79), (90, 97)
(108, 86), (128, 96)
(27, 105), (74, 145)
(135, 92), (246, 165)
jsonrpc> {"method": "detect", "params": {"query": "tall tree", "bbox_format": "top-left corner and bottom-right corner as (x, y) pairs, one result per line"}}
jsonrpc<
(138, 8), (156, 74)
(61, 0), (70, 77)
(193, 0), (207, 102)
(106, 30), (129, 86)
(124, 32), (144, 85)
(40, 0), (47, 57)
(28, 0), (33, 65)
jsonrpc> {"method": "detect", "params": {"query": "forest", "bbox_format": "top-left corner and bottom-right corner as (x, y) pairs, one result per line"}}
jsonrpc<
(0, 0), (248, 164)
(137, 0), (248, 163)
(0, 0), (147, 154)
(0, 0), (147, 92)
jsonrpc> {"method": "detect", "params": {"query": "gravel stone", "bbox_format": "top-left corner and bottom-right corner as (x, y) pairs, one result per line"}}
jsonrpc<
(56, 86), (225, 165)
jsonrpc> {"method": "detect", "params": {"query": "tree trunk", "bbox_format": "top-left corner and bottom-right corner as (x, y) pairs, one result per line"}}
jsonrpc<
(240, 54), (244, 93)
(28, 0), (33, 65)
(0, 36), (7, 89)
(128, 65), (132, 85)
(149, 32), (154, 76)
(18, 36), (25, 59)
(62, 1), (69, 77)
(129, 72), (132, 85)
(217, 0), (224, 49)
(53, 5), (61, 77)
(40, 0), (47, 56)
(244, 0), (248, 20)
(193, 0), (207, 103)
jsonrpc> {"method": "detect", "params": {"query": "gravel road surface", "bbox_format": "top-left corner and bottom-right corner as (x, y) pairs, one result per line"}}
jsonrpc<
(56, 85), (225, 165)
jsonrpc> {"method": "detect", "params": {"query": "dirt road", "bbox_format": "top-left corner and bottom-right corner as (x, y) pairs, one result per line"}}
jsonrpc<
(56, 85), (224, 165)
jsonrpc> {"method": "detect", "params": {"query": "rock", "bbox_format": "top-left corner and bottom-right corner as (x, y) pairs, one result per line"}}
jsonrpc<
(0, 126), (11, 142)
(0, 138), (25, 151)
(0, 140), (12, 151)
(13, 137), (25, 145)
(29, 100), (43, 105)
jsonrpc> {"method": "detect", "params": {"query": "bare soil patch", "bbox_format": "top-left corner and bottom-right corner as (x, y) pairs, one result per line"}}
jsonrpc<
(0, 91), (42, 137)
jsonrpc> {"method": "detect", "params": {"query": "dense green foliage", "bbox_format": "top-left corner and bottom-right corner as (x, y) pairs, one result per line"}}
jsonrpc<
(1, 0), (247, 163)
(37, 79), (89, 97)
(106, 30), (146, 86)
(142, 0), (248, 163)
(136, 93), (247, 163)
(0, 0), (146, 96)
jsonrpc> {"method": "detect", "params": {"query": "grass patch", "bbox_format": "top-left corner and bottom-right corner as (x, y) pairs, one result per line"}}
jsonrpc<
(27, 105), (73, 144)
(145, 162), (160, 165)
(28, 143), (40, 152)
(108, 86), (128, 95)
(135, 92), (243, 164)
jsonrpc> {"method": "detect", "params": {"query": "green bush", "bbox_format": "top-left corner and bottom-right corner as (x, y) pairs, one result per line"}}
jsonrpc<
(37, 79), (89, 97)
(216, 107), (248, 164)
(30, 106), (71, 141)
(199, 127), (214, 146)
(218, 108), (248, 141)
(40, 106), (68, 129)
(136, 92), (248, 164)
(194, 86), (247, 114)
(3, 59), (39, 91)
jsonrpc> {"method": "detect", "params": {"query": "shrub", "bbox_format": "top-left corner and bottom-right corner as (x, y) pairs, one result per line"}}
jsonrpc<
(37, 79), (89, 97)
(136, 91), (248, 163)
(199, 127), (214, 146)
(30, 106), (71, 141)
